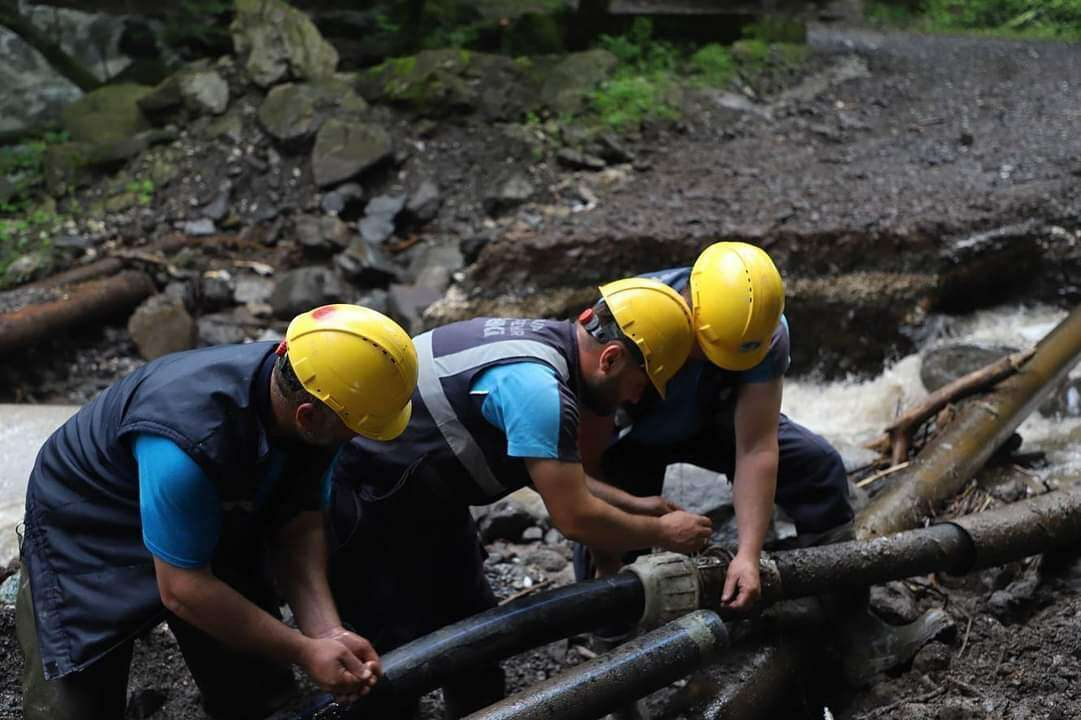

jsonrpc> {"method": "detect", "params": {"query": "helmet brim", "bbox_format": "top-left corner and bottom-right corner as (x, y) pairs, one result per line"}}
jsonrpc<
(347, 400), (413, 441)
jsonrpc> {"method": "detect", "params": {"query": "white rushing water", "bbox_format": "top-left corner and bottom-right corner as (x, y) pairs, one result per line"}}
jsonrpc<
(782, 302), (1081, 486)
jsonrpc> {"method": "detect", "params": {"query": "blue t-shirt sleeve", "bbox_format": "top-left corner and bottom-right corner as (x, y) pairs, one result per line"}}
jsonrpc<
(471, 362), (579, 461)
(134, 433), (222, 569)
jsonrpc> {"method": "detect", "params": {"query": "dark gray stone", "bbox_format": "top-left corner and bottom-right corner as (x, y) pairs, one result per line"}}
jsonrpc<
(523, 547), (568, 573)
(387, 283), (442, 335)
(911, 641), (952, 675)
(182, 218), (216, 236)
(234, 275), (275, 306)
(461, 234), (493, 264)
(199, 273), (235, 309)
(334, 238), (401, 286)
(128, 294), (198, 360)
(478, 499), (535, 543)
(354, 288), (389, 315)
(556, 148), (606, 171)
(320, 182), (364, 215)
(484, 173), (534, 215)
(359, 215), (395, 245)
(358, 193), (407, 244)
(269, 266), (348, 319)
(410, 241), (464, 294)
(405, 179), (442, 225)
(294, 214), (352, 251)
(202, 186), (231, 222)
(920, 344), (1018, 392)
(311, 119), (391, 187)
(198, 312), (251, 346)
(869, 581), (921, 624)
(597, 133), (635, 163)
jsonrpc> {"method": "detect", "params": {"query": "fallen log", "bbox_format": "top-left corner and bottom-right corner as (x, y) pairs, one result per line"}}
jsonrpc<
(864, 348), (1035, 464)
(0, 270), (155, 355)
(857, 303), (1081, 539)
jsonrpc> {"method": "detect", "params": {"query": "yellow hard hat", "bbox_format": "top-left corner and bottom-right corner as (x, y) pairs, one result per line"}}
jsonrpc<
(284, 304), (418, 440)
(690, 242), (785, 371)
(597, 277), (694, 399)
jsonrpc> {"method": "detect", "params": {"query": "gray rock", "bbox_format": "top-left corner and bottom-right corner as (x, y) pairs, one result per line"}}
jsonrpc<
(405, 179), (442, 225)
(206, 110), (245, 143)
(662, 464), (729, 516)
(521, 527), (544, 543)
(367, 193), (408, 219)
(937, 698), (982, 720)
(258, 79), (367, 144)
(556, 148), (606, 171)
(920, 344), (1018, 392)
(354, 288), (389, 315)
(164, 281), (195, 310)
(128, 295), (198, 360)
(4, 254), (46, 285)
(183, 218), (217, 236)
(230, 0), (339, 88)
(358, 194), (407, 244)
(524, 547), (568, 573)
(294, 214), (352, 251)
(484, 173), (534, 215)
(62, 83), (151, 144)
(869, 581), (921, 624)
(478, 499), (535, 543)
(334, 238), (401, 286)
(178, 69), (229, 115)
(359, 215), (395, 245)
(199, 273), (235, 309)
(269, 266), (348, 319)
(202, 188), (231, 222)
(544, 528), (564, 545)
(912, 641), (952, 675)
(461, 234), (493, 263)
(198, 312), (251, 346)
(387, 283), (442, 335)
(410, 241), (464, 294)
(597, 133), (635, 164)
(234, 275), (275, 306)
(311, 119), (392, 187)
(320, 182), (364, 215)
(539, 49), (619, 115)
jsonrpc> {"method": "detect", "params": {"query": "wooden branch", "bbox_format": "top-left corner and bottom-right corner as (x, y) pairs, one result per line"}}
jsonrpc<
(0, 2), (102, 92)
(864, 348), (1036, 462)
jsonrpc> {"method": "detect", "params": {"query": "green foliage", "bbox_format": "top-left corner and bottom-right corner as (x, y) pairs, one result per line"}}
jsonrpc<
(126, 178), (156, 206)
(588, 19), (681, 130)
(689, 44), (736, 85)
(374, 11), (402, 34)
(0, 205), (60, 288)
(0, 131), (68, 216)
(598, 19), (679, 74)
(591, 75), (678, 130)
(161, 0), (233, 57)
(867, 0), (1081, 38)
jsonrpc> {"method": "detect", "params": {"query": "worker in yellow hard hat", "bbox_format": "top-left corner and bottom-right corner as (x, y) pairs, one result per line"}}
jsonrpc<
(325, 278), (712, 718)
(17, 304), (417, 720)
(573, 243), (854, 617)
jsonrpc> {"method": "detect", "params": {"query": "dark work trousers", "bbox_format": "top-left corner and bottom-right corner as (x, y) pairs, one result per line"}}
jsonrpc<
(17, 512), (297, 720)
(574, 412), (854, 583)
(328, 465), (506, 720)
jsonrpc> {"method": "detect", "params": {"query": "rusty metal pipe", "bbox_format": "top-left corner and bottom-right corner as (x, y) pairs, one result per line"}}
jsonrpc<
(857, 303), (1081, 539)
(462, 610), (729, 720)
(0, 271), (155, 355)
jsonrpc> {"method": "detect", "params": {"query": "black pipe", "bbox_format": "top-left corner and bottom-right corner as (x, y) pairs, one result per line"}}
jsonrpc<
(298, 574), (645, 719)
(462, 610), (730, 720)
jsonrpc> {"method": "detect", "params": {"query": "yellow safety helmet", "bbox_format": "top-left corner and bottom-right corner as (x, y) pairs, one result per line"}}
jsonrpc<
(594, 277), (694, 399)
(283, 304), (418, 440)
(690, 242), (785, 371)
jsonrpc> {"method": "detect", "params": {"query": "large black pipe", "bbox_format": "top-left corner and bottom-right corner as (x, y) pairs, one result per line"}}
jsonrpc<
(462, 610), (729, 720)
(299, 574), (645, 719)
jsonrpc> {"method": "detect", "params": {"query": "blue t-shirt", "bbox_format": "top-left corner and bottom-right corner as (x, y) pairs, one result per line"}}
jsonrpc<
(624, 267), (791, 446)
(471, 361), (579, 462)
(134, 434), (288, 569)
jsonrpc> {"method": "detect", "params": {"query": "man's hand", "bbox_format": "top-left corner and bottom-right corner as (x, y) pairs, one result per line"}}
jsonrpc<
(298, 636), (376, 704)
(633, 495), (684, 517)
(656, 510), (712, 554)
(721, 552), (762, 613)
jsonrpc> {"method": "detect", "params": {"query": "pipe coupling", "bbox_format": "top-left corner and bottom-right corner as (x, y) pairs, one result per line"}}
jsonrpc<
(622, 552), (701, 630)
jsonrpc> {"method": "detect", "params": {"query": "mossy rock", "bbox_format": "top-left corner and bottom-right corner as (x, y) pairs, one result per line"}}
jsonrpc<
(360, 49), (480, 116)
(310, 118), (392, 187)
(536, 49), (618, 115)
(62, 84), (152, 144)
(258, 77), (368, 144)
(231, 0), (339, 87)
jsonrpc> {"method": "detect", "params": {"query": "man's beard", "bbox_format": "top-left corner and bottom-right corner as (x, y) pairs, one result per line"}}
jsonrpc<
(579, 375), (620, 416)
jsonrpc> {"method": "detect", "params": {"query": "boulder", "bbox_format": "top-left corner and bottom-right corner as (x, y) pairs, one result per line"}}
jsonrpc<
(523, 547), (568, 573)
(404, 179), (442, 225)
(269, 266), (348, 319)
(231, 0), (339, 87)
(198, 312), (251, 346)
(128, 294), (198, 360)
(358, 194), (407, 244)
(483, 172), (534, 215)
(257, 78), (367, 144)
(387, 283), (442, 335)
(477, 499), (535, 543)
(334, 238), (401, 286)
(293, 214), (352, 251)
(538, 49), (619, 115)
(321, 182), (364, 216)
(363, 50), (475, 116)
(920, 344), (1018, 393)
(62, 83), (152, 143)
(311, 119), (392, 187)
(409, 240), (464, 294)
(234, 275), (275, 306)
(178, 68), (230, 115)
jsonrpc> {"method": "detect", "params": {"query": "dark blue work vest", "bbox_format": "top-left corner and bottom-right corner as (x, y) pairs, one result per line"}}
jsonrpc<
(21, 342), (296, 679)
(334, 318), (580, 507)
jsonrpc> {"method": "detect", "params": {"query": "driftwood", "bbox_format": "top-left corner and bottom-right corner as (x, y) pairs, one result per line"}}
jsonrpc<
(0, 270), (154, 355)
(864, 348), (1036, 465)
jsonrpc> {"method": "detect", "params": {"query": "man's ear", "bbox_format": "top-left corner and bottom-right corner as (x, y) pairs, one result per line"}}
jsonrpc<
(599, 343), (623, 373)
(294, 401), (317, 432)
